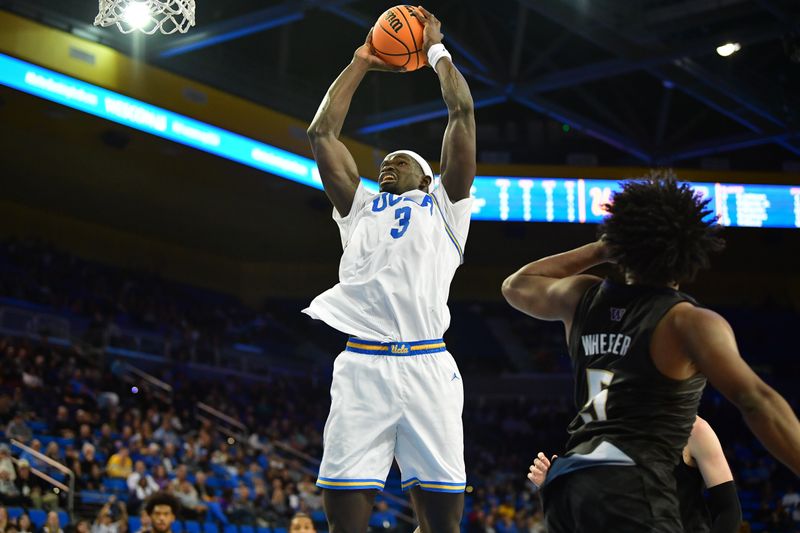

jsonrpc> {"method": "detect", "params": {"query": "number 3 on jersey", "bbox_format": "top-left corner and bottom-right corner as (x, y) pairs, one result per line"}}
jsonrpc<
(580, 369), (614, 423)
(391, 206), (412, 239)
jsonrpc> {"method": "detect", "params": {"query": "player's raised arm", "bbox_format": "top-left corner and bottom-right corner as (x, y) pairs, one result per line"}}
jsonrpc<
(677, 306), (800, 476)
(307, 31), (402, 217)
(501, 240), (611, 330)
(414, 7), (475, 202)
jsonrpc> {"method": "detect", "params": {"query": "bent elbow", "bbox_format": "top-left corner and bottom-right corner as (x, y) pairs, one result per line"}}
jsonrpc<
(501, 275), (520, 302)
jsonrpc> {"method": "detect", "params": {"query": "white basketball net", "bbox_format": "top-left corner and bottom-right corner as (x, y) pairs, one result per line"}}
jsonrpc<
(94, 0), (196, 35)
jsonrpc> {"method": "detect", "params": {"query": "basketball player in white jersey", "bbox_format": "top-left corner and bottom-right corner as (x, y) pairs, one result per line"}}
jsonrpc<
(304, 7), (474, 533)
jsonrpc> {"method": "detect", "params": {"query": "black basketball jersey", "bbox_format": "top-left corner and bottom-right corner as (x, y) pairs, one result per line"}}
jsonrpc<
(564, 279), (707, 469)
(674, 459), (711, 532)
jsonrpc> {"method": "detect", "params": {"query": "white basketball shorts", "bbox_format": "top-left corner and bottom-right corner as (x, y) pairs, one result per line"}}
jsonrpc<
(316, 337), (466, 493)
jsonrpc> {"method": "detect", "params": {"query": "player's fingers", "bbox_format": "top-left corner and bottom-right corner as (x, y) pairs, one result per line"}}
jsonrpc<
(527, 473), (536, 483)
(541, 456), (551, 468)
(417, 6), (435, 21)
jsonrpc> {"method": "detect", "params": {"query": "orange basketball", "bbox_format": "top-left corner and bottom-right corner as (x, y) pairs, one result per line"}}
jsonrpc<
(371, 5), (427, 71)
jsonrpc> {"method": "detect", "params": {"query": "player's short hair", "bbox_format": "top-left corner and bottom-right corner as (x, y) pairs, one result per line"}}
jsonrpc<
(144, 491), (181, 515)
(599, 171), (725, 285)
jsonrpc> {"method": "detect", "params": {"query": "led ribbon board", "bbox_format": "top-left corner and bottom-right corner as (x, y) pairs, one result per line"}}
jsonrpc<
(1, 53), (798, 228)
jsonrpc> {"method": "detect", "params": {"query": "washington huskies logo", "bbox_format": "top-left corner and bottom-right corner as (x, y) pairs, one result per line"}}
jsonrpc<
(610, 307), (626, 322)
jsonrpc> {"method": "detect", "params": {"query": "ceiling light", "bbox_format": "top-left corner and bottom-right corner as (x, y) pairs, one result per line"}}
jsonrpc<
(716, 42), (741, 57)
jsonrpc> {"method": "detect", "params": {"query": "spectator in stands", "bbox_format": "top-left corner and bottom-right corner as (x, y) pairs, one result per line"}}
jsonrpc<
(41, 511), (63, 533)
(173, 480), (206, 521)
(192, 472), (226, 525)
(106, 449), (132, 479)
(82, 464), (105, 492)
(781, 483), (800, 525)
(95, 425), (114, 458)
(269, 479), (287, 518)
(91, 497), (127, 533)
(44, 443), (62, 465)
(495, 514), (517, 533)
(20, 441), (43, 471)
(0, 507), (9, 532)
(76, 425), (94, 453)
(126, 462), (155, 494)
(152, 420), (178, 449)
(5, 414), (33, 443)
(132, 510), (151, 533)
(128, 462), (159, 515)
(159, 444), (177, 474)
(79, 444), (99, 478)
(288, 513), (316, 533)
(51, 407), (73, 438)
(175, 445), (195, 472)
(0, 444), (20, 505)
(168, 466), (188, 492)
(151, 466), (168, 491)
(74, 520), (91, 533)
(13, 460), (39, 508)
(144, 492), (179, 533)
(371, 500), (397, 531)
(16, 512), (33, 533)
(225, 484), (255, 524)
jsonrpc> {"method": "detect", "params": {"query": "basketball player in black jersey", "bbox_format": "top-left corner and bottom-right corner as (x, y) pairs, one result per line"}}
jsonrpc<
(502, 176), (800, 532)
(529, 415), (742, 532)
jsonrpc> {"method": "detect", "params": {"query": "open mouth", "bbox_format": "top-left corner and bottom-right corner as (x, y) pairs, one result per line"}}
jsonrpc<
(379, 172), (397, 184)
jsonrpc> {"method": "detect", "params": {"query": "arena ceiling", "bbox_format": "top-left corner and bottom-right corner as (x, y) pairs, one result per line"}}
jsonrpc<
(2, 0), (800, 172)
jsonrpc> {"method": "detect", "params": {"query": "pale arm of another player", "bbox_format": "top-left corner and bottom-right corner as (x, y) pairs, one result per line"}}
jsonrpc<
(687, 416), (741, 533)
(502, 240), (613, 334)
(677, 306), (800, 477)
(307, 31), (402, 217)
(413, 7), (476, 202)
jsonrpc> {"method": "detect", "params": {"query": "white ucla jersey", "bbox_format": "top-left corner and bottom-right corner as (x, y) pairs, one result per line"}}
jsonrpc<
(303, 181), (473, 342)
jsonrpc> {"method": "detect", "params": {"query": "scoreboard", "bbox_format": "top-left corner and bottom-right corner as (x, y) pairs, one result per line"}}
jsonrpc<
(1, 52), (798, 229)
(469, 178), (800, 228)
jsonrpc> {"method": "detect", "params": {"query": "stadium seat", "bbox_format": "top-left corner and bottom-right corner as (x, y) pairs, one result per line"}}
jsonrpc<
(28, 421), (48, 432)
(184, 520), (201, 533)
(6, 507), (23, 520)
(256, 527), (270, 533)
(103, 477), (129, 494)
(57, 511), (69, 527)
(171, 521), (183, 533)
(203, 522), (218, 533)
(29, 509), (47, 529)
(129, 516), (142, 532)
(239, 526), (254, 533)
(272, 528), (287, 533)
(223, 524), (238, 533)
